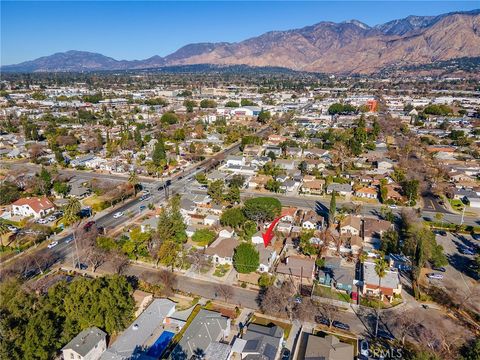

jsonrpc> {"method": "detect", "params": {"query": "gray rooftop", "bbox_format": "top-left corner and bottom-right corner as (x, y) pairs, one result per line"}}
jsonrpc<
(62, 327), (106, 357)
(363, 261), (400, 290)
(100, 298), (176, 360)
(242, 324), (283, 360)
(169, 309), (229, 360)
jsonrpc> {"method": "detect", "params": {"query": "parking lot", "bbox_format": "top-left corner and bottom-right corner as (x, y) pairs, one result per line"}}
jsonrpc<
(430, 232), (480, 312)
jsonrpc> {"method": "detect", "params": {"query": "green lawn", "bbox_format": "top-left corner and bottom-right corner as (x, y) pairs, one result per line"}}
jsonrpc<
(449, 199), (464, 211)
(313, 284), (352, 303)
(213, 264), (230, 277)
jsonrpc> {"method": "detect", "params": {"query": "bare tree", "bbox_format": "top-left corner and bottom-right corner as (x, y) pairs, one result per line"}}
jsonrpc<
(318, 303), (339, 328)
(157, 269), (177, 296)
(260, 280), (295, 316)
(215, 284), (234, 303)
(110, 251), (129, 275)
(85, 246), (107, 272)
(293, 298), (318, 322)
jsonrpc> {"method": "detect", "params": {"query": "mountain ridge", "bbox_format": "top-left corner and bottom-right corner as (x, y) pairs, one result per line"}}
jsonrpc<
(2, 9), (480, 74)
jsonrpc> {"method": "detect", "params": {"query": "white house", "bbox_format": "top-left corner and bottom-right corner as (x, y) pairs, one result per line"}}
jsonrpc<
(62, 327), (107, 360)
(204, 214), (220, 226)
(205, 237), (239, 265)
(11, 197), (55, 219)
(226, 155), (245, 167)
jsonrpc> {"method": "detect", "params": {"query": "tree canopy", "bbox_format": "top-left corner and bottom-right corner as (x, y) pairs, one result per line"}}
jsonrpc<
(233, 243), (260, 273)
(243, 197), (282, 223)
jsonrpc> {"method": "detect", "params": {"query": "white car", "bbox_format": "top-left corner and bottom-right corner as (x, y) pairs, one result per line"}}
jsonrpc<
(113, 212), (124, 219)
(37, 219), (47, 224)
(47, 241), (59, 249)
(46, 216), (56, 222)
(7, 225), (18, 232)
(427, 273), (444, 280)
(389, 204), (398, 209)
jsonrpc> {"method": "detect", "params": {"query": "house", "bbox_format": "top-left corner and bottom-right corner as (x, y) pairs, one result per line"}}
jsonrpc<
(376, 159), (394, 171)
(302, 180), (324, 195)
(264, 146), (282, 157)
(232, 323), (283, 360)
(362, 261), (402, 302)
(276, 256), (316, 283)
(169, 309), (230, 360)
(326, 183), (352, 196)
(339, 215), (361, 237)
(251, 231), (266, 245)
(101, 299), (176, 360)
(301, 210), (324, 230)
(318, 257), (355, 292)
(280, 179), (297, 192)
(62, 327), (107, 360)
(204, 214), (220, 226)
(243, 144), (263, 157)
(276, 159), (295, 171)
(226, 155), (245, 167)
(11, 196), (55, 219)
(281, 207), (298, 223)
(256, 244), (277, 273)
(355, 186), (378, 199)
(286, 147), (303, 158)
(363, 218), (393, 248)
(248, 175), (270, 189)
(302, 334), (354, 360)
(205, 237), (239, 265)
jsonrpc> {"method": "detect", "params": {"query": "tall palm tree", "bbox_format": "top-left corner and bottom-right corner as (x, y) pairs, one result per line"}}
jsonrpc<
(63, 198), (81, 268)
(374, 257), (389, 337)
(128, 171), (139, 196)
(0, 220), (10, 247)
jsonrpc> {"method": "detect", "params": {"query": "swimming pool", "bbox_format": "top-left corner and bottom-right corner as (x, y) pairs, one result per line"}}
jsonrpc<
(146, 331), (175, 359)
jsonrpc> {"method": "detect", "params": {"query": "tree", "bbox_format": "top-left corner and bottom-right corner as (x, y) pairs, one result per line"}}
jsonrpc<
(220, 207), (246, 228)
(225, 101), (239, 108)
(0, 182), (21, 205)
(298, 161), (308, 175)
(460, 338), (480, 360)
(224, 186), (240, 205)
(265, 179), (281, 193)
(260, 280), (295, 316)
(156, 269), (177, 296)
(128, 171), (139, 196)
(329, 191), (337, 226)
(374, 257), (389, 337)
(258, 273), (275, 288)
(110, 250), (130, 274)
(257, 110), (271, 123)
(228, 175), (245, 189)
(152, 137), (166, 167)
(183, 99), (197, 112)
(243, 197), (282, 224)
(207, 180), (225, 204)
(214, 284), (233, 303)
(402, 179), (419, 206)
(200, 99), (216, 108)
(233, 243), (259, 273)
(156, 196), (187, 244)
(157, 240), (180, 270)
(37, 167), (52, 195)
(380, 229), (399, 254)
(160, 112), (179, 125)
(63, 198), (82, 267)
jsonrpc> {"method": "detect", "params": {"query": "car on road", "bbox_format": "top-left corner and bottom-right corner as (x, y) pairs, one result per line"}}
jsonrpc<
(139, 205), (146, 212)
(140, 194), (151, 201)
(332, 321), (350, 331)
(388, 204), (398, 209)
(427, 273), (444, 280)
(113, 212), (124, 219)
(436, 230), (447, 236)
(7, 225), (18, 232)
(432, 266), (446, 272)
(280, 348), (290, 360)
(46, 215), (57, 222)
(36, 218), (47, 224)
(47, 241), (58, 249)
(64, 235), (73, 244)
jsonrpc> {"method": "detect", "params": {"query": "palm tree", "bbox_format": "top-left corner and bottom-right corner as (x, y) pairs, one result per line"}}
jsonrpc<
(374, 257), (389, 337)
(0, 220), (10, 246)
(128, 171), (139, 196)
(63, 198), (81, 268)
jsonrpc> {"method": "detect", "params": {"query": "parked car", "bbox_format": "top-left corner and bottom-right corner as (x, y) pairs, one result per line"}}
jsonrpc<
(47, 241), (58, 249)
(280, 348), (291, 360)
(315, 316), (329, 326)
(140, 194), (151, 201)
(388, 204), (398, 209)
(75, 262), (88, 270)
(360, 339), (369, 357)
(37, 219), (47, 224)
(459, 247), (475, 256)
(332, 321), (350, 331)
(436, 230), (447, 236)
(113, 212), (124, 219)
(46, 216), (56, 222)
(427, 273), (444, 280)
(64, 235), (73, 244)
(7, 225), (18, 232)
(83, 221), (96, 231)
(139, 205), (146, 212)
(432, 266), (446, 272)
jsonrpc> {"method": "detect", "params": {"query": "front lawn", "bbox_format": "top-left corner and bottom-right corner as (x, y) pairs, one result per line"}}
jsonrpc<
(213, 264), (230, 277)
(251, 314), (293, 340)
(313, 284), (352, 303)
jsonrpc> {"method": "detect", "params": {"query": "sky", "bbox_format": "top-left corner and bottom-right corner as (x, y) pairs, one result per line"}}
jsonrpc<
(1, 1), (479, 65)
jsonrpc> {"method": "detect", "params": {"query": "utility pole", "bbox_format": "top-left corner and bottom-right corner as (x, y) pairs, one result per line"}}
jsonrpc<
(460, 205), (465, 226)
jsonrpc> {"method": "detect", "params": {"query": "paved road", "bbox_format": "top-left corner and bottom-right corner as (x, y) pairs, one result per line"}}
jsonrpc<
(237, 191), (480, 227)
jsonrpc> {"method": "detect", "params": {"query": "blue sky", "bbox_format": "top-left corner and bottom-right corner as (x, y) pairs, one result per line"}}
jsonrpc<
(1, 1), (479, 65)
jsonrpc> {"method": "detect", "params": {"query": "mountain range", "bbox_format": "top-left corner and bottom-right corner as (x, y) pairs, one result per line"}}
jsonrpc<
(2, 9), (480, 74)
